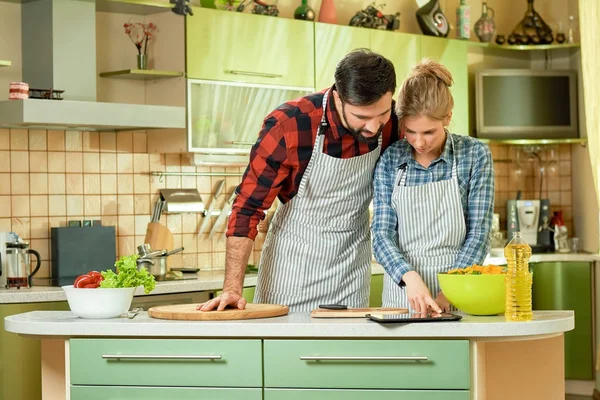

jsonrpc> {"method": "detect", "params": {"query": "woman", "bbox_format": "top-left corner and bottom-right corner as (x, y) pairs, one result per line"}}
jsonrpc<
(371, 59), (494, 314)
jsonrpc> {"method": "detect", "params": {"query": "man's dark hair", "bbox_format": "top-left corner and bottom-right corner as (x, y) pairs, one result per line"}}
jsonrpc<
(334, 48), (396, 106)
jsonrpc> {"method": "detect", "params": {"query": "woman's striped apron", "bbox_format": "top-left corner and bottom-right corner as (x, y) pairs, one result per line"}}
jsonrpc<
(382, 135), (466, 309)
(255, 90), (382, 312)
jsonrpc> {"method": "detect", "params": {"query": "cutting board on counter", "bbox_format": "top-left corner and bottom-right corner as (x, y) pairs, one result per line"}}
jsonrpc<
(310, 307), (408, 318)
(148, 303), (289, 321)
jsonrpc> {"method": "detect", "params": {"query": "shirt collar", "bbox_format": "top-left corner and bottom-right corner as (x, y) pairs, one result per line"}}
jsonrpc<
(325, 85), (353, 140)
(395, 132), (453, 169)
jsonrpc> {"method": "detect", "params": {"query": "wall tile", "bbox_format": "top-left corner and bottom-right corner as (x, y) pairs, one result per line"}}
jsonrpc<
(48, 195), (66, 216)
(116, 131), (133, 153)
(100, 153), (117, 174)
(48, 174), (66, 194)
(0, 173), (10, 195)
(30, 217), (49, 239)
(66, 195), (84, 216)
(197, 175), (212, 194)
(133, 132), (147, 153)
(65, 131), (82, 152)
(10, 151), (29, 172)
(133, 154), (149, 174)
(560, 177), (571, 191)
(134, 194), (150, 215)
(182, 214), (198, 234)
(197, 252), (212, 269)
(29, 130), (47, 151)
(83, 153), (100, 173)
(117, 174), (134, 194)
(0, 196), (11, 217)
(101, 174), (117, 194)
(12, 195), (30, 216)
(49, 217), (67, 228)
(0, 129), (9, 150)
(118, 215), (135, 236)
(560, 191), (572, 206)
(101, 195), (118, 215)
(0, 151), (9, 172)
(0, 218), (10, 232)
(165, 155), (181, 171)
(149, 154), (164, 172)
(66, 174), (84, 194)
(30, 196), (49, 217)
(559, 161), (571, 176)
(29, 174), (48, 194)
(30, 239), (49, 261)
(118, 236), (135, 257)
(117, 154), (133, 174)
(47, 152), (65, 173)
(66, 152), (83, 173)
(117, 194), (134, 215)
(10, 129), (28, 150)
(47, 131), (65, 151)
(11, 173), (29, 195)
(82, 132), (100, 152)
(30, 152), (48, 173)
(100, 132), (117, 152)
(11, 217), (30, 240)
(133, 174), (150, 194)
(84, 174), (101, 195)
(182, 233), (197, 254)
(134, 215), (150, 236)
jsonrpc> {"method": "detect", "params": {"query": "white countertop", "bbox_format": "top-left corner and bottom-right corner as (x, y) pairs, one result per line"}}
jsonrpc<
(4, 310), (573, 339)
(0, 271), (257, 305)
(483, 251), (600, 266)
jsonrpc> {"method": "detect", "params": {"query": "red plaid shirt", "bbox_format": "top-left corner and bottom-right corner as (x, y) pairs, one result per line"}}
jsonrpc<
(227, 87), (401, 240)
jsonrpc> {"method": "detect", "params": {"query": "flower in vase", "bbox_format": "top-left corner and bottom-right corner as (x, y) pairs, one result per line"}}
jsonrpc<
(124, 21), (158, 55)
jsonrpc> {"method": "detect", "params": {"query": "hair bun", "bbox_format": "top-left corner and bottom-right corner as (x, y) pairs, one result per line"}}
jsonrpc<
(411, 59), (453, 87)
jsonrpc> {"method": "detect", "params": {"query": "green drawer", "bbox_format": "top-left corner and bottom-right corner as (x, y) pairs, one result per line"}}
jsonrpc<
(265, 388), (470, 400)
(264, 340), (470, 390)
(70, 339), (262, 387)
(72, 386), (262, 400)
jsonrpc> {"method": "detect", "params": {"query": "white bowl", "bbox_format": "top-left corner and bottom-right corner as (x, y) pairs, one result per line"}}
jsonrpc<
(62, 285), (136, 319)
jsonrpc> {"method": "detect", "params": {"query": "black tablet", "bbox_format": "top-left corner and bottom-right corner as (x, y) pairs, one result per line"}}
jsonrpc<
(367, 312), (463, 323)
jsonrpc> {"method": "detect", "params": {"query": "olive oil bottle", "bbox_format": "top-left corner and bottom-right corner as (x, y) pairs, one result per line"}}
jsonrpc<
(504, 232), (533, 321)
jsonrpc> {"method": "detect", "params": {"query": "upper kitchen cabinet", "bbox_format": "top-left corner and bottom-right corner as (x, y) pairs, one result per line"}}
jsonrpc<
(186, 8), (315, 89)
(315, 23), (370, 90)
(369, 30), (419, 85)
(420, 37), (469, 136)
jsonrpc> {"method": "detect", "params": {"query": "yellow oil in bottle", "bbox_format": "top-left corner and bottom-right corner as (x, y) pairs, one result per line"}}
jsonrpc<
(504, 232), (533, 321)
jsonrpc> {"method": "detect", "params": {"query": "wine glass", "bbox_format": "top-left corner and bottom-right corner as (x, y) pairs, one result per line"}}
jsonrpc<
(545, 146), (559, 178)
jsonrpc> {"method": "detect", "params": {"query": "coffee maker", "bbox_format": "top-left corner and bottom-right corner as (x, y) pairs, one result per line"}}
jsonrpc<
(0, 232), (20, 288)
(506, 199), (553, 253)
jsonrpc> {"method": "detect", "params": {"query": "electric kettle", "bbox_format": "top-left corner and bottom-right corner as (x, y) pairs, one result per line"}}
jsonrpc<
(5, 242), (41, 289)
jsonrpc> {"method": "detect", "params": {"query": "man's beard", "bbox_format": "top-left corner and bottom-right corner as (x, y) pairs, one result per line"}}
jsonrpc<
(341, 102), (384, 145)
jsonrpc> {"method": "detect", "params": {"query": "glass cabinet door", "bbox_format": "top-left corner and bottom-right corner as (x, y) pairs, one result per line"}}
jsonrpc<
(187, 80), (311, 154)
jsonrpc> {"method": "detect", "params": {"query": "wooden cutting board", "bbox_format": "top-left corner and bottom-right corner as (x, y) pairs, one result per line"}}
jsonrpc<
(310, 307), (408, 318)
(148, 303), (289, 321)
(144, 222), (174, 268)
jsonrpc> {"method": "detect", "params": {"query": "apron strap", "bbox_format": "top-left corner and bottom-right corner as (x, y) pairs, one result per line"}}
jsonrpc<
(397, 132), (457, 187)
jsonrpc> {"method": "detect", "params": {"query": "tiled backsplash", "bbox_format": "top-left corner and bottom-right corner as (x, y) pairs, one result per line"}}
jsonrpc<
(490, 143), (573, 235)
(0, 128), (267, 279)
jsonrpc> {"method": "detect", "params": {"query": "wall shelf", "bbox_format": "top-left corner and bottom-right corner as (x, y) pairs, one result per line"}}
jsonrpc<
(0, 60), (11, 67)
(478, 138), (587, 146)
(468, 42), (580, 51)
(95, 0), (174, 14)
(99, 69), (184, 80)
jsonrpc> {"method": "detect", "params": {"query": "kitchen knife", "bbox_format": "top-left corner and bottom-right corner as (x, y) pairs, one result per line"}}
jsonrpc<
(198, 180), (225, 235)
(208, 191), (237, 239)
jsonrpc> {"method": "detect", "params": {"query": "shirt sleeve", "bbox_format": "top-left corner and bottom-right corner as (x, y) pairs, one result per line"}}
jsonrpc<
(453, 142), (495, 269)
(371, 148), (413, 285)
(226, 116), (291, 240)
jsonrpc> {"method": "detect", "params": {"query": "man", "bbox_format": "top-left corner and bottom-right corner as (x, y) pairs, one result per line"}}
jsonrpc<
(201, 49), (400, 312)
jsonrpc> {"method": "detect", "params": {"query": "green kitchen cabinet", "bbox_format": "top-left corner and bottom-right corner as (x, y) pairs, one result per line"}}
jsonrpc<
(71, 386), (262, 400)
(264, 339), (470, 390)
(315, 23), (370, 90)
(215, 285), (255, 303)
(531, 261), (593, 380)
(0, 301), (69, 400)
(186, 7), (314, 88)
(419, 37), (469, 136)
(70, 338), (262, 387)
(265, 388), (470, 400)
(369, 273), (383, 307)
(370, 31), (420, 85)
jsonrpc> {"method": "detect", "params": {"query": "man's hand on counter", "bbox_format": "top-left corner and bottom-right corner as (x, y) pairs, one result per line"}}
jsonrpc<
(198, 291), (247, 311)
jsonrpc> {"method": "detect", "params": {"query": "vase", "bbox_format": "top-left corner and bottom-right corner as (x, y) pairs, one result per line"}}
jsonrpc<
(456, 0), (471, 39)
(318, 0), (336, 24)
(474, 1), (496, 42)
(294, 0), (315, 20)
(137, 54), (148, 70)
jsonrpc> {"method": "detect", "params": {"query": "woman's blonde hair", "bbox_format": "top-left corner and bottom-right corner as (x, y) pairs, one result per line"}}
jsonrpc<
(395, 59), (454, 123)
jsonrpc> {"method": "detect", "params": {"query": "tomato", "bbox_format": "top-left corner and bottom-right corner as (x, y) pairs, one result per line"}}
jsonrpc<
(74, 275), (94, 288)
(74, 271), (104, 288)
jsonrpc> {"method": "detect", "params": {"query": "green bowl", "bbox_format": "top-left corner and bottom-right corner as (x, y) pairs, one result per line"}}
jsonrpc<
(438, 273), (505, 316)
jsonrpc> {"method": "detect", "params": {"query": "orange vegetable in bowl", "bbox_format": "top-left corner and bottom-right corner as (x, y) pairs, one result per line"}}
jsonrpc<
(447, 264), (505, 275)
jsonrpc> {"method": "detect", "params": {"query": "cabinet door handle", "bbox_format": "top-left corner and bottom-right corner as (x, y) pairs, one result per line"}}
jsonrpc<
(101, 354), (222, 361)
(229, 141), (255, 146)
(224, 69), (283, 79)
(299, 356), (428, 361)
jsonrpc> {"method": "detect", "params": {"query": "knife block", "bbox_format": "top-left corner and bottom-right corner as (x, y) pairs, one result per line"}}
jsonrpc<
(144, 222), (174, 269)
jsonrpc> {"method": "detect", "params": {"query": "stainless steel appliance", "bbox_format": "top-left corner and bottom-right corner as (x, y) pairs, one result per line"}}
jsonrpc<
(506, 199), (553, 253)
(4, 242), (41, 289)
(0, 232), (23, 288)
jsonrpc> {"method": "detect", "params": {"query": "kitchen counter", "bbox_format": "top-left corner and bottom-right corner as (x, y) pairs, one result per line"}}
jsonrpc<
(3, 310), (574, 400)
(484, 251), (600, 266)
(4, 310), (573, 339)
(0, 271), (258, 304)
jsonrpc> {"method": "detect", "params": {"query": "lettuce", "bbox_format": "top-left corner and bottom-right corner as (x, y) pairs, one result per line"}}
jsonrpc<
(100, 254), (156, 294)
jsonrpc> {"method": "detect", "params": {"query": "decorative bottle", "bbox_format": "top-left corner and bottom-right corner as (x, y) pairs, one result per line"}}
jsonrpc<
(504, 232), (533, 322)
(318, 0), (336, 24)
(456, 0), (470, 39)
(474, 1), (496, 42)
(294, 0), (315, 20)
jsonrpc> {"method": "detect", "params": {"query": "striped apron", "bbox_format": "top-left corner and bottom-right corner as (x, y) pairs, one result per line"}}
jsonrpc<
(255, 90), (382, 312)
(382, 135), (466, 309)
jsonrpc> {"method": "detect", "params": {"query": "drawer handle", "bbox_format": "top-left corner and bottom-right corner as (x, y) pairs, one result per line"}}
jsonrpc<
(101, 354), (222, 361)
(224, 69), (283, 79)
(299, 356), (428, 361)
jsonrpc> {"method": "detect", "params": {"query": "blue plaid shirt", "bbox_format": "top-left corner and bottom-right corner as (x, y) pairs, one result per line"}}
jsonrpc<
(372, 133), (495, 285)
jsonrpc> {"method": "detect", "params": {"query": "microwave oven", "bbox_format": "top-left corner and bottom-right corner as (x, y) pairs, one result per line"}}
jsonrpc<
(475, 69), (578, 140)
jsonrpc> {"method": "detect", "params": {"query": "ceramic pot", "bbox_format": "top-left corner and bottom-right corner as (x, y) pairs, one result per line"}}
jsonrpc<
(474, 1), (496, 42)
(318, 0), (336, 24)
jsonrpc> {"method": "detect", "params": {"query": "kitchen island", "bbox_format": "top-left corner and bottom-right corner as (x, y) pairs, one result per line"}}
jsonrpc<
(5, 310), (574, 400)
